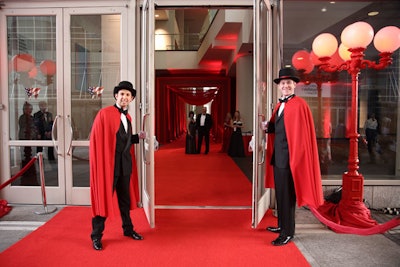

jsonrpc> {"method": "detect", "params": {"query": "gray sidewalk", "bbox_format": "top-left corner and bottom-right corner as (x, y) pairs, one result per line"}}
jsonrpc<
(0, 205), (399, 266)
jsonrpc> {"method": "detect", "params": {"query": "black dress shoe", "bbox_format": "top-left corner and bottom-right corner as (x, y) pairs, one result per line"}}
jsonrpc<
(124, 230), (144, 240)
(271, 235), (293, 246)
(92, 239), (102, 250)
(266, 226), (281, 233)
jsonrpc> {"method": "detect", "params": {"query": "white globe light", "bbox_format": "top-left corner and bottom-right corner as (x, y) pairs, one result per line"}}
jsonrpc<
(373, 26), (400, 53)
(341, 21), (374, 49)
(312, 33), (338, 58)
(338, 43), (351, 61)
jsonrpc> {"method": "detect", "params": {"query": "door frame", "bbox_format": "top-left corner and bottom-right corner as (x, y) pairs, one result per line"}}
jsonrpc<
(140, 0), (276, 228)
(0, 8), (66, 204)
(63, 6), (129, 205)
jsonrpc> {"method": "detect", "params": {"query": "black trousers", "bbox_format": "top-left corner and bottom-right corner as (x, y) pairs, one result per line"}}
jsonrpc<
(197, 126), (210, 153)
(273, 167), (296, 236)
(91, 175), (134, 240)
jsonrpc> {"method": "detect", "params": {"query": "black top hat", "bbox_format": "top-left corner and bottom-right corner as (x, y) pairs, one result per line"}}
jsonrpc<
(273, 67), (300, 84)
(113, 81), (137, 98)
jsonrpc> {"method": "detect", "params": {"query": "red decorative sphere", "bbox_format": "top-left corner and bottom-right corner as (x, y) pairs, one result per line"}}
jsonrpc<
(292, 50), (314, 73)
(39, 60), (56, 76)
(10, 54), (35, 73)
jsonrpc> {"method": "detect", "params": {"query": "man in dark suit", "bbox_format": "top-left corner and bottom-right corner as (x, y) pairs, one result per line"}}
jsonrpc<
(34, 101), (55, 160)
(264, 67), (323, 246)
(196, 106), (213, 154)
(90, 81), (146, 251)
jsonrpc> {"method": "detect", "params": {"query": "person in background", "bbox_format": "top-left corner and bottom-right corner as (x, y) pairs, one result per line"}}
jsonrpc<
(363, 113), (378, 163)
(196, 106), (213, 154)
(220, 112), (233, 153)
(90, 81), (146, 251)
(228, 110), (245, 157)
(34, 101), (55, 160)
(185, 111), (197, 154)
(263, 67), (323, 246)
(18, 101), (39, 186)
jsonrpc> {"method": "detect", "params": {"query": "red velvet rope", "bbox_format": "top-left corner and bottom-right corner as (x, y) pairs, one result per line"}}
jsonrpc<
(0, 156), (37, 190)
(310, 204), (400, 235)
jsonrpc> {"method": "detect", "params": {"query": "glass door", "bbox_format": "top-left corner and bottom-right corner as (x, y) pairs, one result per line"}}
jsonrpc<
(252, 0), (273, 228)
(0, 7), (126, 205)
(63, 7), (126, 205)
(140, 0), (156, 228)
(1, 9), (65, 204)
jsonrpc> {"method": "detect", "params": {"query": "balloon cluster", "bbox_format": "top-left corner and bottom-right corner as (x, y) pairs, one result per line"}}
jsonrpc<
(10, 54), (56, 77)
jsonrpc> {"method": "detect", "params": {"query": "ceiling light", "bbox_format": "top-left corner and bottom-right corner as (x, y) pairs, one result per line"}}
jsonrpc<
(368, 11), (379, 17)
(321, 7), (327, 12)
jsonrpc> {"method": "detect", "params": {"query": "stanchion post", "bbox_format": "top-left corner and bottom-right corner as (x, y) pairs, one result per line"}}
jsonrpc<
(34, 152), (57, 215)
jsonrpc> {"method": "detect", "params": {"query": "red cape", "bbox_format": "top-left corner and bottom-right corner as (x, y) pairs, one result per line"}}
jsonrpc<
(265, 96), (323, 208)
(90, 106), (139, 218)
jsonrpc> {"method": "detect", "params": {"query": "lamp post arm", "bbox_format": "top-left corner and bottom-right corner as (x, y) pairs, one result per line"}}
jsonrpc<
(360, 52), (393, 70)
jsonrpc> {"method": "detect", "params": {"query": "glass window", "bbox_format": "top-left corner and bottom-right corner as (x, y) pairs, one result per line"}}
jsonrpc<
(7, 16), (58, 186)
(70, 15), (121, 188)
(70, 15), (121, 141)
(283, 1), (400, 179)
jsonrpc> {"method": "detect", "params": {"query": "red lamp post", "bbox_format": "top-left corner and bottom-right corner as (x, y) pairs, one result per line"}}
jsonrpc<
(311, 22), (400, 228)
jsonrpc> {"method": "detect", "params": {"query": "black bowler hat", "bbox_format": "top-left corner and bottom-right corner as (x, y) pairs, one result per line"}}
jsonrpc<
(273, 67), (300, 84)
(113, 81), (137, 98)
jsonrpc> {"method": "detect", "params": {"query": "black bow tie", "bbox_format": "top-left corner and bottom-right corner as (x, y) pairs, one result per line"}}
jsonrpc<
(279, 94), (295, 103)
(115, 105), (128, 115)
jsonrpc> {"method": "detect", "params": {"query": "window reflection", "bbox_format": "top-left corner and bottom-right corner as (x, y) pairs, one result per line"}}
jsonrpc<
(70, 15), (121, 141)
(72, 147), (89, 187)
(7, 16), (58, 186)
(283, 1), (399, 178)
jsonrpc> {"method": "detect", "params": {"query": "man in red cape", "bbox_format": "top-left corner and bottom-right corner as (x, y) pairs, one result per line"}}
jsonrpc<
(264, 67), (323, 246)
(90, 81), (145, 251)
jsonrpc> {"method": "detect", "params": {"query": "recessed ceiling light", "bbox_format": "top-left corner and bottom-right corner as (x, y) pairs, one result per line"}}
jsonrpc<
(368, 11), (379, 16)
(321, 7), (327, 12)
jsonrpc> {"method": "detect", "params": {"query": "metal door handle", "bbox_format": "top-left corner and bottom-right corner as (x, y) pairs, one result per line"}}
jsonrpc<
(142, 113), (150, 165)
(258, 114), (266, 165)
(51, 115), (61, 155)
(67, 115), (73, 156)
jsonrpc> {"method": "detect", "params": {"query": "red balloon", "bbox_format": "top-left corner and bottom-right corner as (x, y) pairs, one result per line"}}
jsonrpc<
(328, 50), (345, 67)
(10, 54), (35, 72)
(292, 50), (314, 73)
(39, 60), (56, 76)
(310, 51), (323, 66)
(28, 66), (38, 78)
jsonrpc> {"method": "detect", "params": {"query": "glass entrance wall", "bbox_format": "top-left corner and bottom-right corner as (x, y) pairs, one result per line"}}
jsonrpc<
(283, 1), (400, 179)
(70, 14), (121, 187)
(7, 15), (59, 186)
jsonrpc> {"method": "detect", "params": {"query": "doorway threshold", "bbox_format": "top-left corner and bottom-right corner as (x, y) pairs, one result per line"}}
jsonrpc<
(155, 205), (251, 210)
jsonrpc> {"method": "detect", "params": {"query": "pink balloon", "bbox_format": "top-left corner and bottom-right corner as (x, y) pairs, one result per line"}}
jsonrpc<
(28, 66), (38, 78)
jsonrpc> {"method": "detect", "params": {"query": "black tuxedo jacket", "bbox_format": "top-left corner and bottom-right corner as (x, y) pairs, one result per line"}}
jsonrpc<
(196, 113), (212, 131)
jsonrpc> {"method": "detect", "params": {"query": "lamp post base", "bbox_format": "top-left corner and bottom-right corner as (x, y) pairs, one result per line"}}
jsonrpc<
(318, 172), (378, 228)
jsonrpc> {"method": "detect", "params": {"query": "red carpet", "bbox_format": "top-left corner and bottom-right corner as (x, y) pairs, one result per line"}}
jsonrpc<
(0, 207), (310, 266)
(155, 138), (252, 206)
